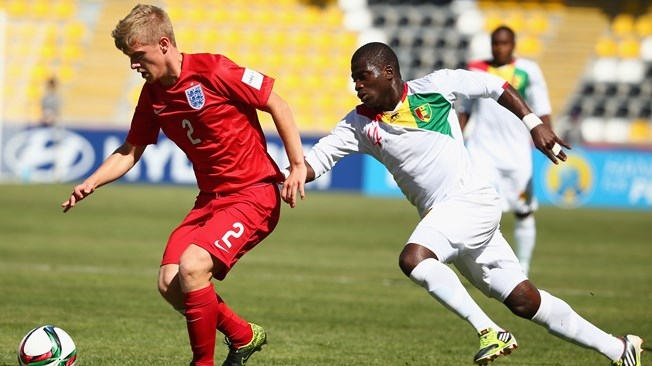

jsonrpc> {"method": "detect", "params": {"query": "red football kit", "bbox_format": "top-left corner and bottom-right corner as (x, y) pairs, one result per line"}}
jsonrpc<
(127, 53), (282, 278)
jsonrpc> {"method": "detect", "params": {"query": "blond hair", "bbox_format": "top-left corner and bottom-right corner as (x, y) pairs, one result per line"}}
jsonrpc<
(111, 4), (176, 53)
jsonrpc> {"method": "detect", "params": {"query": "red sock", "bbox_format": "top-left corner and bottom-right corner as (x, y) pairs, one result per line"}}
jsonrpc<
(216, 293), (252, 348)
(184, 283), (219, 366)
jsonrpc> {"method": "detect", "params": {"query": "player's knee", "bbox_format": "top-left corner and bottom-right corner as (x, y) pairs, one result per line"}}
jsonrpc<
(504, 280), (541, 319)
(157, 265), (183, 307)
(399, 243), (438, 277)
(179, 245), (209, 274)
(514, 211), (533, 220)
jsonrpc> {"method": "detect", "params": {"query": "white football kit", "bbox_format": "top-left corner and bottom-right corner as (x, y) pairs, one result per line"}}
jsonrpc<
(461, 58), (551, 214)
(305, 69), (527, 300)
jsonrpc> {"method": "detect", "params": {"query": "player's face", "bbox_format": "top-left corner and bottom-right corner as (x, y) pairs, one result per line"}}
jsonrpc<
(351, 59), (390, 110)
(126, 41), (167, 84)
(491, 31), (515, 66)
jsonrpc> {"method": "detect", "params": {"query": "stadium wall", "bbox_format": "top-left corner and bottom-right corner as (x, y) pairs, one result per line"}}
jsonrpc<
(2, 125), (652, 210)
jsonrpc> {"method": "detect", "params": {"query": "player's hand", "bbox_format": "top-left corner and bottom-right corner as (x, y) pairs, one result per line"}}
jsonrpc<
(62, 182), (96, 213)
(280, 163), (307, 208)
(530, 124), (571, 164)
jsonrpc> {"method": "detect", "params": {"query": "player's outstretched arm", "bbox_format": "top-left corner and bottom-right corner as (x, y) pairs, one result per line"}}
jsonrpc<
(262, 91), (306, 208)
(497, 85), (571, 164)
(61, 142), (146, 212)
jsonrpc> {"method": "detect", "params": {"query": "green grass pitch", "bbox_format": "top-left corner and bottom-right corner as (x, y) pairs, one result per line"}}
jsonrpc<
(0, 184), (650, 365)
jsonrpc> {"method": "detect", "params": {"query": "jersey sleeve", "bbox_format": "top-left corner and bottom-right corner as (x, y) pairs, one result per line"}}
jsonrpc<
(211, 55), (274, 109)
(126, 85), (160, 146)
(425, 69), (508, 102)
(305, 110), (362, 179)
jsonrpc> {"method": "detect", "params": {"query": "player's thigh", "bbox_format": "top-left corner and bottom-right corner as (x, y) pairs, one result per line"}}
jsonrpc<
(161, 194), (215, 267)
(454, 231), (526, 301)
(197, 184), (281, 279)
(407, 189), (502, 263)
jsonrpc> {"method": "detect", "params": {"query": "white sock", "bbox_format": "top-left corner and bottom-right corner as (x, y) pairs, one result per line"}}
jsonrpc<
(514, 215), (536, 276)
(531, 290), (624, 361)
(410, 258), (500, 332)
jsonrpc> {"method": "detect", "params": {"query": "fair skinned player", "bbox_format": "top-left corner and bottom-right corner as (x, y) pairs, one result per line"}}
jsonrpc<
(61, 4), (306, 366)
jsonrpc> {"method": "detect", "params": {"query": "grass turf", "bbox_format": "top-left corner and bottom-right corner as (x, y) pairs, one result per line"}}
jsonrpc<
(0, 184), (650, 365)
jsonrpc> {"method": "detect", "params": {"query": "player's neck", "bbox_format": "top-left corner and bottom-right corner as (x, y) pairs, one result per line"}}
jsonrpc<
(160, 50), (184, 86)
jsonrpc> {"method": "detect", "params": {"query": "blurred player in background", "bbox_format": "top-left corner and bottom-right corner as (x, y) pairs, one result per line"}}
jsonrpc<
(294, 42), (642, 366)
(39, 77), (61, 127)
(458, 26), (552, 276)
(61, 4), (306, 366)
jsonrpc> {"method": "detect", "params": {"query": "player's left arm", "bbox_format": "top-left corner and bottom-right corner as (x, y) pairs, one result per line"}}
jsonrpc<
(261, 91), (306, 208)
(497, 84), (570, 164)
(527, 62), (553, 129)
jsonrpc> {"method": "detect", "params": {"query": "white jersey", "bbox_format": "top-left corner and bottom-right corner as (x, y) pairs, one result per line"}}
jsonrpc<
(461, 58), (551, 171)
(305, 69), (509, 217)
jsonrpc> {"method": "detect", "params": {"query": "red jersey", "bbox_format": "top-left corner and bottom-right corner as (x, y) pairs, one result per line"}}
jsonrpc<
(127, 53), (281, 193)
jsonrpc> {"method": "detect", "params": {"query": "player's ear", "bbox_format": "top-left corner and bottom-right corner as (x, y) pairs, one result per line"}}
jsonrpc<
(159, 37), (170, 53)
(384, 65), (395, 80)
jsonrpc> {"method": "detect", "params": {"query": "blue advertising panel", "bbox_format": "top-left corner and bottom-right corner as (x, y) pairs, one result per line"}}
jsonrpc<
(533, 147), (652, 210)
(362, 155), (402, 197)
(1, 126), (363, 191)
(360, 146), (652, 210)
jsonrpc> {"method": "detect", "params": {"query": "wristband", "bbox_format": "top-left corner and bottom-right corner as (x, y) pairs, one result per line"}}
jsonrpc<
(522, 113), (543, 131)
(281, 168), (290, 179)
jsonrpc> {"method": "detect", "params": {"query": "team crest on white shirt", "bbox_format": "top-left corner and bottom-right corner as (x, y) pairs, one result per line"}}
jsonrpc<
(414, 104), (432, 122)
(185, 84), (205, 110)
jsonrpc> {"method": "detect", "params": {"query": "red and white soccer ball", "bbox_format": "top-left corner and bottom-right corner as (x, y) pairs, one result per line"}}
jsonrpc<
(17, 325), (77, 366)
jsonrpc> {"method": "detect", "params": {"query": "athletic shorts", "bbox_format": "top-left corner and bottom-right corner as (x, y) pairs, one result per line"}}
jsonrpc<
(472, 154), (537, 215)
(407, 188), (527, 301)
(161, 182), (281, 280)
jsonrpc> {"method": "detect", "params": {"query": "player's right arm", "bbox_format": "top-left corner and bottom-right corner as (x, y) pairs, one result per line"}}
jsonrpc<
(62, 141), (146, 212)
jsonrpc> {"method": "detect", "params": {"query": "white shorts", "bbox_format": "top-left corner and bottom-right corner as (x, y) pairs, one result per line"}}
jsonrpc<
(471, 152), (537, 215)
(407, 189), (527, 301)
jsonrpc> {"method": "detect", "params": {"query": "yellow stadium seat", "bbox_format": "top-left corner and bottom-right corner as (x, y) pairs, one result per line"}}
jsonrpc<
(322, 6), (344, 27)
(611, 13), (635, 37)
(483, 12), (504, 33)
(595, 36), (618, 57)
(61, 42), (83, 62)
(53, 1), (76, 20)
(39, 43), (56, 60)
(56, 64), (76, 83)
(516, 35), (542, 57)
(504, 11), (526, 33)
(527, 12), (549, 35)
(165, 6), (183, 23)
(31, 64), (51, 82)
(635, 14), (652, 37)
(63, 21), (86, 40)
(629, 119), (651, 143)
(618, 37), (640, 58)
(31, 0), (51, 19)
(6, 1), (28, 17)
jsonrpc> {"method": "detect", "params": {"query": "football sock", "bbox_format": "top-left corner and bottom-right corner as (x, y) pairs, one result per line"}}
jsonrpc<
(410, 258), (500, 332)
(184, 283), (219, 366)
(532, 290), (624, 360)
(514, 215), (536, 276)
(215, 293), (253, 348)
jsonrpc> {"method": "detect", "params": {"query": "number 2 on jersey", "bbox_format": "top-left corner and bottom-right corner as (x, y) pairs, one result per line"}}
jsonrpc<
(182, 119), (202, 145)
(214, 222), (245, 252)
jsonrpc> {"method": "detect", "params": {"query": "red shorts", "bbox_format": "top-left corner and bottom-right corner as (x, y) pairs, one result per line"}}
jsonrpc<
(161, 183), (281, 280)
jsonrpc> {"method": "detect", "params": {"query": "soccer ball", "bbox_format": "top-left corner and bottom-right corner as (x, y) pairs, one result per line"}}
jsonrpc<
(17, 325), (77, 366)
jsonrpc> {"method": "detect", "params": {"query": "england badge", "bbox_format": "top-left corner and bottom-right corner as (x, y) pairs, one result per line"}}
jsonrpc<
(185, 84), (205, 110)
